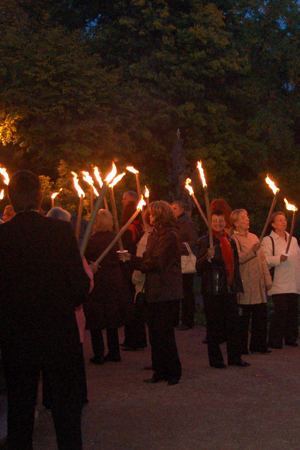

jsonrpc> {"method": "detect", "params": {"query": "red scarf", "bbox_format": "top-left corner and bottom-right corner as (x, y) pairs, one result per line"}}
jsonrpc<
(212, 229), (234, 287)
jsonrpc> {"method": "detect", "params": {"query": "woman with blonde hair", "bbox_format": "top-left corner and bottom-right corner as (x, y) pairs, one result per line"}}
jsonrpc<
(231, 209), (272, 354)
(85, 209), (132, 364)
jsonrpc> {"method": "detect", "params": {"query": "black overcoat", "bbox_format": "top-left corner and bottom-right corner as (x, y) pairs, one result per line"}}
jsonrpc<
(84, 230), (132, 329)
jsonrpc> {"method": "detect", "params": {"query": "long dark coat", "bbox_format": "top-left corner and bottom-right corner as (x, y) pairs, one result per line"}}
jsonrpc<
(84, 230), (132, 330)
(131, 226), (183, 303)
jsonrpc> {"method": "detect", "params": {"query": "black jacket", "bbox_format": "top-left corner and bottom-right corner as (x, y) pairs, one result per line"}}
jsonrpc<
(131, 226), (183, 302)
(196, 234), (243, 296)
(176, 212), (198, 255)
(0, 211), (90, 363)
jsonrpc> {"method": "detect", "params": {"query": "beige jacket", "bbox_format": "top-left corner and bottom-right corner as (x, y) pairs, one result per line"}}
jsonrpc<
(233, 231), (272, 305)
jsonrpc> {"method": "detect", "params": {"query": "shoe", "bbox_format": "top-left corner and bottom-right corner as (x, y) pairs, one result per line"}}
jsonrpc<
(268, 344), (283, 349)
(103, 353), (121, 362)
(168, 378), (180, 385)
(228, 359), (250, 367)
(176, 324), (191, 331)
(89, 356), (104, 365)
(210, 363), (227, 369)
(143, 375), (167, 384)
(285, 342), (299, 347)
(122, 346), (138, 351)
(250, 348), (272, 354)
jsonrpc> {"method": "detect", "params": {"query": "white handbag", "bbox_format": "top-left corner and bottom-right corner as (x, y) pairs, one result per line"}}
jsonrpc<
(181, 242), (197, 274)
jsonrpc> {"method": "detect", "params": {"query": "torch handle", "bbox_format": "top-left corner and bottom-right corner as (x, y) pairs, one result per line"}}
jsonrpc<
(192, 194), (209, 227)
(259, 194), (278, 243)
(80, 182), (108, 257)
(75, 196), (84, 242)
(203, 187), (213, 249)
(285, 210), (297, 254)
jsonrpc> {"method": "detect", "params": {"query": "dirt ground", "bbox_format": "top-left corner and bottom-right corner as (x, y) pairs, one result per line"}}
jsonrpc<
(25, 325), (300, 450)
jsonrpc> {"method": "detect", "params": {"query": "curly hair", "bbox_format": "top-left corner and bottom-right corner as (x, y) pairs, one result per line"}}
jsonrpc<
(149, 201), (178, 229)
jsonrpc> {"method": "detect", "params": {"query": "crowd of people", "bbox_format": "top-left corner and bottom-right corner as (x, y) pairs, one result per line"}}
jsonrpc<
(0, 170), (299, 449)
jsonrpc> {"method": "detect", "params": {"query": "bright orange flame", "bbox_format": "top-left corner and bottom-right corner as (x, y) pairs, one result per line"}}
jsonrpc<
(93, 186), (99, 196)
(94, 166), (103, 188)
(51, 188), (62, 199)
(197, 161), (207, 188)
(266, 176), (279, 195)
(0, 167), (9, 185)
(126, 166), (139, 174)
(82, 171), (94, 187)
(0, 189), (4, 200)
(284, 198), (298, 212)
(144, 186), (149, 198)
(109, 172), (126, 188)
(185, 178), (194, 196)
(71, 172), (85, 198)
(137, 196), (146, 210)
(105, 163), (117, 183)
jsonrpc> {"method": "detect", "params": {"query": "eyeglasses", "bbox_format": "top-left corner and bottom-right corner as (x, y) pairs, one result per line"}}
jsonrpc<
(212, 219), (225, 223)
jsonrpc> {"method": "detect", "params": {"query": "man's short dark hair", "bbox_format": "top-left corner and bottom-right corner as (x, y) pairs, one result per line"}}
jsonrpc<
(8, 170), (42, 213)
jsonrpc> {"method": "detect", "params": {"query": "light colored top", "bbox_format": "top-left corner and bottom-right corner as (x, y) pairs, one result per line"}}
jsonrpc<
(132, 227), (152, 300)
(261, 230), (300, 295)
(233, 231), (272, 305)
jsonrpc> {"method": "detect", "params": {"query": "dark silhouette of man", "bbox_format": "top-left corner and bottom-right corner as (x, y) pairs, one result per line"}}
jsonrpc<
(0, 170), (90, 450)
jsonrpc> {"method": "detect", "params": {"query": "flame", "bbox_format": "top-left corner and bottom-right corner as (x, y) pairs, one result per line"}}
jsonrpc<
(105, 163), (117, 183)
(109, 172), (126, 188)
(82, 171), (94, 187)
(51, 188), (62, 199)
(197, 161), (207, 188)
(94, 166), (103, 188)
(284, 198), (298, 212)
(0, 189), (4, 200)
(93, 186), (99, 196)
(0, 167), (9, 185)
(126, 166), (139, 174)
(144, 186), (149, 198)
(71, 172), (85, 198)
(137, 196), (146, 210)
(185, 178), (194, 196)
(266, 176), (279, 195)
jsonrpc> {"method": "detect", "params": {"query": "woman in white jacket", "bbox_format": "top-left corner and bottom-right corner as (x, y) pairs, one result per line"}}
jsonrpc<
(262, 211), (300, 349)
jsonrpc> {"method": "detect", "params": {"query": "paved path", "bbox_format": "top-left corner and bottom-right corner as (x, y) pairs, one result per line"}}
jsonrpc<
(3, 326), (300, 449)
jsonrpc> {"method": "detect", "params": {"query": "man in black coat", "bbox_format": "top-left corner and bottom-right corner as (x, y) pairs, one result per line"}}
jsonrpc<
(171, 201), (198, 329)
(0, 171), (90, 450)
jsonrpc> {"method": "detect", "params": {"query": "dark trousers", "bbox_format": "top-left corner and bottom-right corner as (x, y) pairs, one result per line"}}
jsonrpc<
(146, 300), (182, 380)
(203, 294), (242, 366)
(123, 300), (147, 349)
(42, 343), (87, 408)
(240, 303), (268, 353)
(90, 327), (120, 358)
(268, 293), (299, 347)
(179, 273), (196, 328)
(2, 351), (83, 450)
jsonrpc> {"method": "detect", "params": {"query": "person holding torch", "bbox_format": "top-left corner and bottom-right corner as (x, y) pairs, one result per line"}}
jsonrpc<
(262, 211), (300, 349)
(196, 209), (250, 369)
(119, 201), (182, 385)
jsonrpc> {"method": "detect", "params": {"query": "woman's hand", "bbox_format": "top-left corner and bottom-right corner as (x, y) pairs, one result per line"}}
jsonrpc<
(252, 242), (261, 253)
(280, 254), (288, 263)
(89, 262), (98, 275)
(207, 247), (215, 259)
(118, 252), (131, 261)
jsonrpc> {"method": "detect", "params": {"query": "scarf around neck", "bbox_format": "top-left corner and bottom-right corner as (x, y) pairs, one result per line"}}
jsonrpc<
(212, 229), (234, 287)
